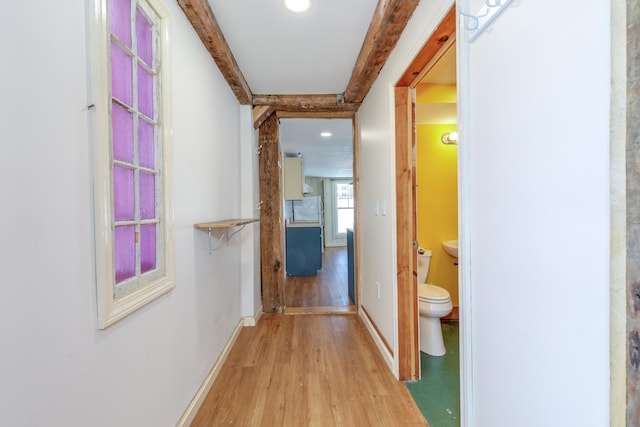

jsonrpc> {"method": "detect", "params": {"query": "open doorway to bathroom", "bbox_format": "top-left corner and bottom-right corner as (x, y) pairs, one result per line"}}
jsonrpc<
(405, 36), (460, 427)
(394, 10), (460, 427)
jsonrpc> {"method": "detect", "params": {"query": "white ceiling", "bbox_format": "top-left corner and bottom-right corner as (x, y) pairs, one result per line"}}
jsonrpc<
(207, 1), (455, 178)
(416, 43), (457, 125)
(280, 118), (353, 178)
(208, 0), (379, 94)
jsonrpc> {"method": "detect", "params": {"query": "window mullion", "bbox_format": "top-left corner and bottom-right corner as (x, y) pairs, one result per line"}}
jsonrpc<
(130, 0), (142, 279)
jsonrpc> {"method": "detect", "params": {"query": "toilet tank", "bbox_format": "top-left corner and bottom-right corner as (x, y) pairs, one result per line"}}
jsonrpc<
(417, 248), (432, 284)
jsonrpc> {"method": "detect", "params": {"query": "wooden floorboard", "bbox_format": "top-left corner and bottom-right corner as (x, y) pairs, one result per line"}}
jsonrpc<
(284, 247), (352, 308)
(191, 314), (428, 426)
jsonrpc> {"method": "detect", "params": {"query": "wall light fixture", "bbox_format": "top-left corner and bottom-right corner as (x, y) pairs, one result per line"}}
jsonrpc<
(441, 131), (458, 145)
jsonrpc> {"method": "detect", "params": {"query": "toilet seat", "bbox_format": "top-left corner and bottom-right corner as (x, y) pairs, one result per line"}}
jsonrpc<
(418, 283), (451, 302)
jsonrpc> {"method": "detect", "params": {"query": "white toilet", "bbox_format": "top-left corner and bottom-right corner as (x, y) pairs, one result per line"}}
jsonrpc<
(417, 248), (453, 356)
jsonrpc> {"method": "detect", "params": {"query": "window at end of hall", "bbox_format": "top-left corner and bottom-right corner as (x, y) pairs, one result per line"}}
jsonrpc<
(335, 181), (354, 235)
(89, 0), (174, 329)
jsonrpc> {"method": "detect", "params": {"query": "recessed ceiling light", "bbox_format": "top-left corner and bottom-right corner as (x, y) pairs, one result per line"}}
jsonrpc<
(284, 0), (310, 13)
(321, 132), (332, 137)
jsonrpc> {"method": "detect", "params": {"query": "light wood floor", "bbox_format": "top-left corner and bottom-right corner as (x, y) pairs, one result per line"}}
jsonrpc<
(191, 314), (427, 426)
(284, 247), (351, 308)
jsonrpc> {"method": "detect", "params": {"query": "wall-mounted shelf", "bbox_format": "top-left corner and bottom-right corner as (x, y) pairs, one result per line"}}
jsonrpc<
(194, 218), (259, 254)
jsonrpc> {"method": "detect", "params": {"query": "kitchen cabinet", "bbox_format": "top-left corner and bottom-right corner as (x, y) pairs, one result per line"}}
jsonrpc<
(286, 223), (322, 276)
(347, 228), (355, 304)
(284, 157), (304, 200)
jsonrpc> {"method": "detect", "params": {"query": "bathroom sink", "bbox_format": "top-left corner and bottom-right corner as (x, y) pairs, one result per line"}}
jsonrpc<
(442, 240), (458, 258)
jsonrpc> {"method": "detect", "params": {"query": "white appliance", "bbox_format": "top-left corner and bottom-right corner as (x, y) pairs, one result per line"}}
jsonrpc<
(290, 196), (324, 251)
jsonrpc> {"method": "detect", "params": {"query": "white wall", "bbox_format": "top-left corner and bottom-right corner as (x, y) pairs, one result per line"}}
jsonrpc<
(0, 1), (258, 425)
(460, 0), (610, 425)
(359, 0), (611, 425)
(239, 105), (262, 323)
(358, 0), (454, 371)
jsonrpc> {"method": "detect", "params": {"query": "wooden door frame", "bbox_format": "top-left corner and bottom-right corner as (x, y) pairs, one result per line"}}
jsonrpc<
(394, 6), (456, 381)
(259, 111), (361, 314)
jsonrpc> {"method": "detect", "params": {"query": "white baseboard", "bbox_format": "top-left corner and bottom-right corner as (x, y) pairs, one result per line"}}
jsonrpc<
(175, 319), (244, 427)
(242, 305), (263, 327)
(359, 308), (394, 371)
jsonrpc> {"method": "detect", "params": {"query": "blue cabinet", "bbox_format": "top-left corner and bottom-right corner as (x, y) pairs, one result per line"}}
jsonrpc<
(286, 225), (322, 276)
(347, 228), (355, 304)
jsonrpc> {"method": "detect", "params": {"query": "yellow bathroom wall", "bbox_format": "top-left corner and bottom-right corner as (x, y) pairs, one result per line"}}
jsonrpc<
(416, 83), (457, 103)
(417, 123), (459, 305)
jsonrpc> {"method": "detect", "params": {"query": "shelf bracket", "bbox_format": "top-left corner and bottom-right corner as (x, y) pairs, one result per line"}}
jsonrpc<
(193, 218), (259, 255)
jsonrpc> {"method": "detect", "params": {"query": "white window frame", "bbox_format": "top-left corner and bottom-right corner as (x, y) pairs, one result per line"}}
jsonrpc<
(88, 0), (174, 329)
(332, 180), (354, 238)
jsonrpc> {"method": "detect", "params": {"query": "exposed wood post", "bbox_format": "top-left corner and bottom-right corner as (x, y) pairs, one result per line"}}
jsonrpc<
(394, 86), (419, 381)
(627, 0), (640, 421)
(258, 115), (285, 313)
(176, 0), (253, 105)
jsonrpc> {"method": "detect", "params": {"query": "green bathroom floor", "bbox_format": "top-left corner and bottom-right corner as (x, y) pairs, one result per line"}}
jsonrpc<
(405, 321), (460, 427)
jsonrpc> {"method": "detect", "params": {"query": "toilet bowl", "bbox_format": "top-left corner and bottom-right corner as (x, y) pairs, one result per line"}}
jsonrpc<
(417, 248), (453, 356)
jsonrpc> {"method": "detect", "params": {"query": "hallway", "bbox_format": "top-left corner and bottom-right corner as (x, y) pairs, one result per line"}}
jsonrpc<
(284, 247), (352, 309)
(191, 314), (427, 426)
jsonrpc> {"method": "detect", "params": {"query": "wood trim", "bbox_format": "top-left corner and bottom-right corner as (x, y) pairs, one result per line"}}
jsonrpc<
(276, 111), (357, 119)
(285, 306), (356, 315)
(396, 6), (457, 87)
(253, 94), (360, 113)
(176, 0), (252, 105)
(344, 0), (420, 104)
(394, 86), (419, 381)
(258, 115), (285, 312)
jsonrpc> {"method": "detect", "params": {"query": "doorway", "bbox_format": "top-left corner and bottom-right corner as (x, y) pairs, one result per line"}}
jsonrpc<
(393, 5), (456, 382)
(278, 117), (358, 314)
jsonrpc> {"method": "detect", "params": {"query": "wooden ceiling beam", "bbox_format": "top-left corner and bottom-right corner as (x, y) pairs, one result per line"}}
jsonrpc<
(344, 0), (421, 104)
(276, 111), (356, 119)
(177, 0), (253, 105)
(253, 94), (360, 113)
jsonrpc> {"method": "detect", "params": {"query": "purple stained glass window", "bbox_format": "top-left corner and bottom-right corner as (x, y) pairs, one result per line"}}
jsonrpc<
(140, 224), (156, 274)
(138, 119), (155, 169)
(109, 0), (162, 289)
(114, 225), (135, 283)
(111, 42), (133, 105)
(112, 102), (133, 162)
(113, 165), (134, 221)
(109, 0), (132, 47)
(138, 67), (154, 118)
(136, 8), (153, 67)
(139, 172), (156, 220)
